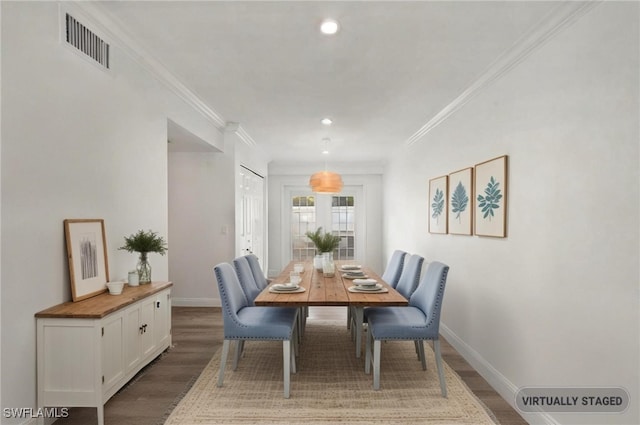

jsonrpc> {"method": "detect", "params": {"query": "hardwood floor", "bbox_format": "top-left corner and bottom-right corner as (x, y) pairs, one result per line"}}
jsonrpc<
(56, 307), (527, 425)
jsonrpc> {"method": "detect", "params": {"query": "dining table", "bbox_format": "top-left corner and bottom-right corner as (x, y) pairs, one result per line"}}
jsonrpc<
(254, 260), (408, 357)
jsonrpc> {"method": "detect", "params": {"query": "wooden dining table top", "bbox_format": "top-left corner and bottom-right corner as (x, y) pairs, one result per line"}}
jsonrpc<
(254, 260), (408, 308)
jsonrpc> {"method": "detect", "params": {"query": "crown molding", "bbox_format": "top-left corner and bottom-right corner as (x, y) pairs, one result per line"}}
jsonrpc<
(225, 122), (257, 148)
(405, 1), (601, 147)
(236, 126), (258, 148)
(73, 1), (228, 130)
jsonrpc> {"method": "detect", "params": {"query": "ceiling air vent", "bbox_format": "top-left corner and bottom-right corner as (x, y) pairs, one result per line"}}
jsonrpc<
(65, 13), (110, 69)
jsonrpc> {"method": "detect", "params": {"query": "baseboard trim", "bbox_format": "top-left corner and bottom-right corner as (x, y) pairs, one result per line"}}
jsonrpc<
(440, 323), (559, 425)
(172, 297), (220, 307)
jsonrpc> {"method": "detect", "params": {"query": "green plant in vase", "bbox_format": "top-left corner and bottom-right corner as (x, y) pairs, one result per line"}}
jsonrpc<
(119, 229), (167, 284)
(305, 227), (342, 273)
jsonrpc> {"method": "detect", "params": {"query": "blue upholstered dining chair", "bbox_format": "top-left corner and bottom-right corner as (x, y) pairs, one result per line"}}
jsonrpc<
(233, 256), (262, 305)
(393, 254), (424, 298)
(245, 254), (269, 290)
(365, 261), (450, 396)
(214, 262), (299, 398)
(381, 250), (408, 288)
(236, 255), (306, 344)
(349, 254), (423, 356)
(347, 250), (407, 331)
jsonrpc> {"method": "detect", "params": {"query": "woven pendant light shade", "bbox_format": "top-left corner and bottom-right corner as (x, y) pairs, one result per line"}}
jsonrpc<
(309, 171), (343, 193)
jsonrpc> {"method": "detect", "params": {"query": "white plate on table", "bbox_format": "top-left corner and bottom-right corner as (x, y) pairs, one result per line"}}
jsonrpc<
(343, 273), (368, 279)
(271, 283), (299, 291)
(353, 278), (378, 286)
(340, 265), (362, 271)
(269, 284), (306, 294)
(348, 284), (387, 293)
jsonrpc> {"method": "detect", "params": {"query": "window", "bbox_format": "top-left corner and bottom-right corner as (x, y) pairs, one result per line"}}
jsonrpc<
(332, 196), (355, 260)
(291, 196), (316, 261)
(290, 193), (356, 261)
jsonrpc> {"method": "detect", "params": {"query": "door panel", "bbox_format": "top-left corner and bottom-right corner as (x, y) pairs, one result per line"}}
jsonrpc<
(237, 167), (265, 268)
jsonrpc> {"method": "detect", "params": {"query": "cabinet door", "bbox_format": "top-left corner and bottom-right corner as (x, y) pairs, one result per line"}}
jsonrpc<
(102, 313), (125, 393)
(124, 306), (142, 372)
(140, 298), (157, 358)
(155, 290), (171, 349)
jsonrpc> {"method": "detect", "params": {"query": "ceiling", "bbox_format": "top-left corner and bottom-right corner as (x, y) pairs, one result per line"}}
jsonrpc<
(97, 1), (557, 165)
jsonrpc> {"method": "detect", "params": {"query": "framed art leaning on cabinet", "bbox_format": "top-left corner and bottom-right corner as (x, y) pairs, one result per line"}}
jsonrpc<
(64, 218), (110, 301)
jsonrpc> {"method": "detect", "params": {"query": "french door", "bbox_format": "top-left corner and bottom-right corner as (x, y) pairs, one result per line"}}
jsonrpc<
(288, 188), (362, 263)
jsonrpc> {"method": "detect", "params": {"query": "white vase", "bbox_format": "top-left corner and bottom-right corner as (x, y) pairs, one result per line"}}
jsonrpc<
(127, 270), (139, 287)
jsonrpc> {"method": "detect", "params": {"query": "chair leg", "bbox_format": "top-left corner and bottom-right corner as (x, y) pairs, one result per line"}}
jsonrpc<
(417, 340), (426, 370)
(373, 339), (381, 390)
(365, 326), (372, 374)
(283, 340), (291, 398)
(346, 305), (352, 330)
(290, 340), (297, 374)
(433, 339), (447, 397)
(217, 339), (231, 387)
(233, 340), (244, 370)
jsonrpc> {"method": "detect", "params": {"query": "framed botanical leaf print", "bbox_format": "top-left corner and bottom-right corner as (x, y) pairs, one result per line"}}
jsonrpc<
(448, 167), (473, 235)
(429, 175), (448, 234)
(474, 155), (508, 237)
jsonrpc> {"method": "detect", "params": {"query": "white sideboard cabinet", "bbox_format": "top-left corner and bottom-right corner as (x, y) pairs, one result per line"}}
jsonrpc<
(36, 282), (172, 425)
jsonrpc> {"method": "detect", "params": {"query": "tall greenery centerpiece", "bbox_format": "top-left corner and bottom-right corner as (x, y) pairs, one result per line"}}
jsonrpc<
(305, 227), (342, 253)
(119, 230), (167, 284)
(305, 227), (342, 273)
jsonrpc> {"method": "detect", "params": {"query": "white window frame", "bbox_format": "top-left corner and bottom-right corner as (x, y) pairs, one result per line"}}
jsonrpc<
(282, 185), (365, 265)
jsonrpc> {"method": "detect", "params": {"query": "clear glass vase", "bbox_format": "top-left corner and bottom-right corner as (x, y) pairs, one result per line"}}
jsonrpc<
(137, 252), (152, 284)
(314, 254), (324, 271)
(322, 252), (335, 277)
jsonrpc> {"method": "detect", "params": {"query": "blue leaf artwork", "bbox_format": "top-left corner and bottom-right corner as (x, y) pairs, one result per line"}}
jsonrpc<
(477, 176), (502, 220)
(431, 188), (445, 223)
(450, 181), (469, 222)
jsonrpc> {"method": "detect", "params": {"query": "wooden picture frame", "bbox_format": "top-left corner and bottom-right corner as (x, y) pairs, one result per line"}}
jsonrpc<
(448, 167), (473, 235)
(474, 155), (508, 237)
(64, 219), (110, 301)
(428, 175), (448, 234)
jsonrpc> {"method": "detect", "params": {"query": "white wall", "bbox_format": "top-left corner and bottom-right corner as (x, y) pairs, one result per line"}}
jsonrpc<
(168, 130), (270, 308)
(384, 3), (638, 425)
(0, 1), (4, 411)
(168, 146), (235, 307)
(0, 2), (220, 421)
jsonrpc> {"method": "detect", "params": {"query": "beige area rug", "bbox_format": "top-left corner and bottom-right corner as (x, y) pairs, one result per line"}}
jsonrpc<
(164, 320), (497, 425)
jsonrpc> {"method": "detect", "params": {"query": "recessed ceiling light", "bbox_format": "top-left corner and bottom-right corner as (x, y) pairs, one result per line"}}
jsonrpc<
(320, 19), (339, 35)
(321, 118), (333, 125)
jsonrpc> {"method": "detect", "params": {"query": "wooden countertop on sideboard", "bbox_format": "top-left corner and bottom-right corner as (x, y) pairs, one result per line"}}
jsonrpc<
(35, 281), (173, 319)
